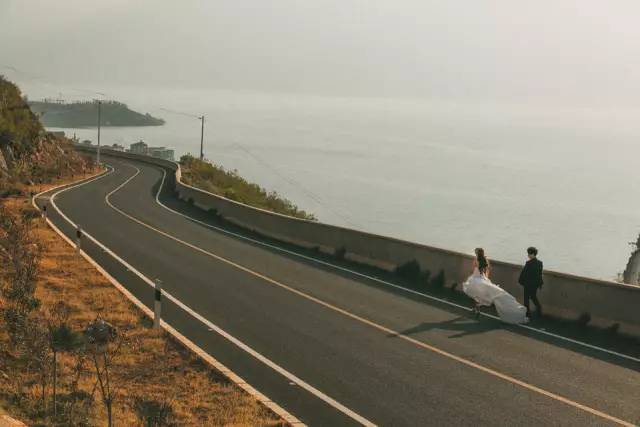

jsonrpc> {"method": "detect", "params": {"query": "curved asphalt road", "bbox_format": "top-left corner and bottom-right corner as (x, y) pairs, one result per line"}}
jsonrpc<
(36, 156), (640, 426)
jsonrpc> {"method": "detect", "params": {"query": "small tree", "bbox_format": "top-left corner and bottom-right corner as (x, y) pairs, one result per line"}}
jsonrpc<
(61, 350), (93, 426)
(23, 316), (51, 414)
(85, 318), (120, 427)
(48, 305), (83, 418)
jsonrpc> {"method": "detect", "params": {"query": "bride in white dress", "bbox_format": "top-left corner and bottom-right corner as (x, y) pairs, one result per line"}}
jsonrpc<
(463, 248), (528, 324)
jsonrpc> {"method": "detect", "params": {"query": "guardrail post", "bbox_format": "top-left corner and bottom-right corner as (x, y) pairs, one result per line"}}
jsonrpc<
(75, 225), (83, 254)
(154, 279), (163, 329)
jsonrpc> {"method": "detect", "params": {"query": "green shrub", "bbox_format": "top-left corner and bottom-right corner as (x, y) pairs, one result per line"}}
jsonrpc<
(21, 206), (41, 221)
(179, 154), (315, 220)
(577, 312), (591, 327)
(133, 397), (177, 427)
(334, 246), (347, 260)
(605, 323), (620, 335)
(222, 187), (237, 200)
(430, 269), (446, 289)
(418, 270), (432, 289)
(0, 185), (23, 198)
(395, 260), (422, 281)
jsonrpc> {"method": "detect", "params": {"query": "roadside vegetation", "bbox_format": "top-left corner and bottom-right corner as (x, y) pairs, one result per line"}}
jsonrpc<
(180, 154), (316, 220)
(1, 75), (95, 197)
(0, 76), (283, 426)
(0, 196), (282, 426)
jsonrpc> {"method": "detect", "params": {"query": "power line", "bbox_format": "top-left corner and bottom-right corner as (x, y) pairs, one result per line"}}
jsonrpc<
(2, 64), (107, 99)
(231, 143), (358, 227)
(2, 65), (41, 81)
(159, 107), (201, 119)
(68, 87), (107, 97)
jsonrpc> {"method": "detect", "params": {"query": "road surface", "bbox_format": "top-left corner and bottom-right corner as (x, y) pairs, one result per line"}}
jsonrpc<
(35, 156), (640, 426)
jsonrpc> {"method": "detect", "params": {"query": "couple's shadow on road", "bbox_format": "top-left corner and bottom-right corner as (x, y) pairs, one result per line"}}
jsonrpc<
(388, 314), (639, 372)
(388, 316), (495, 339)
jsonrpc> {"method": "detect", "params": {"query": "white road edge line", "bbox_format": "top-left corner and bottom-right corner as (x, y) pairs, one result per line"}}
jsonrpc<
(43, 165), (375, 427)
(105, 161), (636, 427)
(145, 163), (640, 365)
(30, 171), (311, 426)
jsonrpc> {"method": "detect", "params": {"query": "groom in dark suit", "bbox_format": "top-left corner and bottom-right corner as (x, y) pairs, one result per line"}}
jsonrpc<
(519, 247), (543, 318)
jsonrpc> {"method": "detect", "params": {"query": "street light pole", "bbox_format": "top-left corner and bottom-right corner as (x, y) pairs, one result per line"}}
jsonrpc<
(96, 100), (102, 165)
(199, 115), (205, 161)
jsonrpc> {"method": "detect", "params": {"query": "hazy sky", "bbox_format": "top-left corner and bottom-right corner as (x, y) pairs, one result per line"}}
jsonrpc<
(2, 0), (640, 106)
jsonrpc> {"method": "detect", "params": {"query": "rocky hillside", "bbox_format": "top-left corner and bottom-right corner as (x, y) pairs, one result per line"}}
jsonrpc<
(0, 76), (94, 195)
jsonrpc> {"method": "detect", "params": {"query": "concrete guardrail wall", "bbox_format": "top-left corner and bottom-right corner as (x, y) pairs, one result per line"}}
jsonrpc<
(76, 145), (640, 337)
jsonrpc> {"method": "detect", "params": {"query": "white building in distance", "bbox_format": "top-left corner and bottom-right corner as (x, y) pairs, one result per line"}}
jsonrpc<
(128, 140), (174, 161)
(129, 140), (148, 154)
(148, 146), (175, 161)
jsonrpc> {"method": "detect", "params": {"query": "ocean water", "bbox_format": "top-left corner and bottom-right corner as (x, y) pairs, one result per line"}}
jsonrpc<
(48, 86), (640, 281)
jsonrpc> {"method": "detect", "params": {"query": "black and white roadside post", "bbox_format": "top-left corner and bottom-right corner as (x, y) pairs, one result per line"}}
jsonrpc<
(75, 225), (83, 255)
(154, 279), (162, 329)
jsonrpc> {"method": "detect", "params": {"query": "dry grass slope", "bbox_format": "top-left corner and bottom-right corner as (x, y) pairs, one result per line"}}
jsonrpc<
(0, 192), (284, 426)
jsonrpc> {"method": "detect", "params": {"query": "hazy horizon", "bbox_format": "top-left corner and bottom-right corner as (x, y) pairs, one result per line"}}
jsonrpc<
(3, 0), (640, 279)
(3, 0), (640, 109)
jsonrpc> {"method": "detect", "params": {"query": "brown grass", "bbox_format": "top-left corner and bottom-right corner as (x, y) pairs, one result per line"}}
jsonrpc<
(0, 188), (284, 426)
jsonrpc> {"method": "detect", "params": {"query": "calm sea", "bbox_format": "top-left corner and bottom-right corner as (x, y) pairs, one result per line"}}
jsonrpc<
(47, 86), (640, 281)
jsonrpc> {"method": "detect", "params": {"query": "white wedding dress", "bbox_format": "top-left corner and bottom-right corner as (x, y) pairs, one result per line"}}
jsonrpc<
(463, 268), (528, 324)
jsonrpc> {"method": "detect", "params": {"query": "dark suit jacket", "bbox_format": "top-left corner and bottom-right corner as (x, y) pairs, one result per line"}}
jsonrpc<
(519, 258), (544, 289)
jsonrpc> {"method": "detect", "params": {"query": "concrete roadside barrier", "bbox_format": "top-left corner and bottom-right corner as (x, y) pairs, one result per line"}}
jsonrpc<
(74, 145), (640, 337)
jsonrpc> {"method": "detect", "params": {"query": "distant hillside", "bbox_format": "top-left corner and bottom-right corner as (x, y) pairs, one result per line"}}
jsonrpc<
(29, 100), (165, 128)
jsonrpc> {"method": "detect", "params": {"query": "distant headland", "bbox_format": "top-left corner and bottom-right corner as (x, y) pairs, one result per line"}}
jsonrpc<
(28, 99), (165, 128)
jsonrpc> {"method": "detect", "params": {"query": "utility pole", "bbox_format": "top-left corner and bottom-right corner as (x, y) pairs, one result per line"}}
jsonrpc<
(199, 115), (205, 161)
(96, 100), (102, 165)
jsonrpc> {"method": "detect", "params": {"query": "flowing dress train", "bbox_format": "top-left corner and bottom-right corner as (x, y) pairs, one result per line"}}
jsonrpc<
(463, 268), (528, 324)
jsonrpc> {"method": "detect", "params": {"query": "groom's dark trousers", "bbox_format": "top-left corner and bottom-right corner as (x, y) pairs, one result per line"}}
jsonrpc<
(519, 258), (544, 317)
(523, 285), (542, 317)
